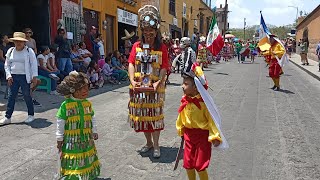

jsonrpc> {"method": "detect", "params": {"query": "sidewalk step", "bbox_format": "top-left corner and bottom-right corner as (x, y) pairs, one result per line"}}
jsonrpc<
(0, 103), (5, 111)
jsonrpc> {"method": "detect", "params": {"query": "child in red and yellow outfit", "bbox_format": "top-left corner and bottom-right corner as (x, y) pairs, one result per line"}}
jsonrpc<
(176, 63), (228, 180)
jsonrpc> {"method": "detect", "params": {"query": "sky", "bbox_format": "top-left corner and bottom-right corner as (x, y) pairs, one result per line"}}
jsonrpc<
(213, 0), (320, 28)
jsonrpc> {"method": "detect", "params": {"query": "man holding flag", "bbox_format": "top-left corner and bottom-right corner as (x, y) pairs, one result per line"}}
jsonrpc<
(206, 11), (224, 58)
(258, 12), (287, 91)
(267, 34), (285, 91)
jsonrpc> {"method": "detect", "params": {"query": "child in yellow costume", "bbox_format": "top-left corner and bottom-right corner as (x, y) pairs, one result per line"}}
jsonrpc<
(176, 63), (229, 180)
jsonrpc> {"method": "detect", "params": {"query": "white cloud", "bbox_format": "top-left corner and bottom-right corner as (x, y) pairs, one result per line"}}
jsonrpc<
(214, 0), (309, 28)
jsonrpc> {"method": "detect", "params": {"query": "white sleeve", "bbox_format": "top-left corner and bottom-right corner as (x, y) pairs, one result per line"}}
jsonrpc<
(56, 118), (65, 141)
(92, 115), (97, 133)
(29, 48), (38, 77)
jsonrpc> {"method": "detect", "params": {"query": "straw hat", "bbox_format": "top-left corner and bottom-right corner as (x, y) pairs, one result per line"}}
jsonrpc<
(10, 32), (28, 42)
(121, 29), (135, 40)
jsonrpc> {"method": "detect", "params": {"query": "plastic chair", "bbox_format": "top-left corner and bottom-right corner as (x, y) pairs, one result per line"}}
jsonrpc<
(37, 75), (51, 94)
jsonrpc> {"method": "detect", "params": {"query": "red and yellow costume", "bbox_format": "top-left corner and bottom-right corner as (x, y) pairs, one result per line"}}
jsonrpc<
(176, 94), (221, 172)
(268, 42), (285, 88)
(128, 42), (169, 132)
(197, 44), (208, 67)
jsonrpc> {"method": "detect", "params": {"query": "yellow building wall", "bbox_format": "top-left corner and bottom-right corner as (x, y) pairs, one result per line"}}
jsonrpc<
(82, 0), (213, 51)
(159, 0), (213, 38)
(83, 0), (141, 53)
(200, 2), (214, 35)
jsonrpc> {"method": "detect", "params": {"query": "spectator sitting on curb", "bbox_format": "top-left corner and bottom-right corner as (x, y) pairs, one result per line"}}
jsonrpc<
(70, 43), (86, 73)
(111, 50), (128, 81)
(48, 44), (64, 80)
(102, 56), (121, 84)
(37, 46), (60, 95)
(78, 42), (92, 66)
(87, 60), (104, 89)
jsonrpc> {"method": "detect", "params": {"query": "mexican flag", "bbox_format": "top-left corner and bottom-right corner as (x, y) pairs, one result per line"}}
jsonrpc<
(206, 16), (224, 56)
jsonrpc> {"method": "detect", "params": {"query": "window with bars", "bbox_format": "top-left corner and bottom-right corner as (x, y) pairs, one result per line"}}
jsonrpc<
(63, 15), (81, 43)
(169, 0), (176, 16)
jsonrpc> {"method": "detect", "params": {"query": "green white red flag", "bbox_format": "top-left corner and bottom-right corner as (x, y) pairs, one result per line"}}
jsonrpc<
(206, 16), (224, 56)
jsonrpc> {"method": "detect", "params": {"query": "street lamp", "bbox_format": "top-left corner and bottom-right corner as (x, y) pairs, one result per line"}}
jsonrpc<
(244, 18), (246, 40)
(288, 6), (298, 23)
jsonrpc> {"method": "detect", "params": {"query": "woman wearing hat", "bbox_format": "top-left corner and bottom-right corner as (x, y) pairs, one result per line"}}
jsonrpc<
(122, 29), (135, 57)
(0, 32), (38, 125)
(127, 4), (169, 158)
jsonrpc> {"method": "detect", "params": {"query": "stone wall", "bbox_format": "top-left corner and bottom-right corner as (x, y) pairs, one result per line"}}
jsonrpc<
(296, 5), (320, 61)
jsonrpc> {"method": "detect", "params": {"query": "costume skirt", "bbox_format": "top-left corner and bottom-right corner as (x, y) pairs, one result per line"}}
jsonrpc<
(128, 85), (165, 132)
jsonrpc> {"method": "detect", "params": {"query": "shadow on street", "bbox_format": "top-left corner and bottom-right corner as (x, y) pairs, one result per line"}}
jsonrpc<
(138, 146), (179, 164)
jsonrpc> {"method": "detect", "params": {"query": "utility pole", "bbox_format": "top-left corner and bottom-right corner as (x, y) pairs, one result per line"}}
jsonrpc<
(288, 6), (298, 24)
(243, 18), (246, 40)
(223, 0), (228, 40)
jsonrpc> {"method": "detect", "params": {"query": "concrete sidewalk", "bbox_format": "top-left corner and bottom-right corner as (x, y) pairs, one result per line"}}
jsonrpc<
(289, 53), (320, 81)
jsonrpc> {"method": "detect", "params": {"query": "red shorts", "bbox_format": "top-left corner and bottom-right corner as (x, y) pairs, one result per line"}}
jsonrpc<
(269, 59), (281, 78)
(183, 128), (211, 172)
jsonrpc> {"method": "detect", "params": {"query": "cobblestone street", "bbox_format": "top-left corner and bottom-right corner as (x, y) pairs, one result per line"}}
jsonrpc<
(1, 57), (320, 180)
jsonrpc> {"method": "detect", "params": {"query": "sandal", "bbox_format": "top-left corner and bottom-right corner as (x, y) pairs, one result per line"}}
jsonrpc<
(153, 149), (161, 158)
(140, 145), (153, 153)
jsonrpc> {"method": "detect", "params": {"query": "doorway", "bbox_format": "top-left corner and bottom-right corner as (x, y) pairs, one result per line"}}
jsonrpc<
(105, 15), (115, 55)
(0, 0), (50, 46)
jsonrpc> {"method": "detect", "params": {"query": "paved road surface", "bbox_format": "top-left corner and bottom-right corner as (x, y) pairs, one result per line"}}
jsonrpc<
(1, 57), (320, 180)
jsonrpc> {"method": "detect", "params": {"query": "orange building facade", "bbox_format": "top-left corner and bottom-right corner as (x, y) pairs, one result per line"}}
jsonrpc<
(296, 5), (320, 61)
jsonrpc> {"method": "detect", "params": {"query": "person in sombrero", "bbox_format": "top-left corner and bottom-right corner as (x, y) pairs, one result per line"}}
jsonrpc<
(1, 32), (38, 125)
(122, 29), (135, 57)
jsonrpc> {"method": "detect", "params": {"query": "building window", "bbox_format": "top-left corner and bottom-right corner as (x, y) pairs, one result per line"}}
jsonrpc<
(169, 0), (176, 16)
(200, 14), (204, 34)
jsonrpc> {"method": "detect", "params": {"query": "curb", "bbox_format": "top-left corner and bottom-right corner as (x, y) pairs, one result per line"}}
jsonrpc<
(0, 104), (5, 111)
(289, 59), (320, 81)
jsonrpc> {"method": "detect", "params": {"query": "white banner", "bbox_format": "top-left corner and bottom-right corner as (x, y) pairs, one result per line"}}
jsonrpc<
(173, 17), (178, 26)
(117, 8), (138, 27)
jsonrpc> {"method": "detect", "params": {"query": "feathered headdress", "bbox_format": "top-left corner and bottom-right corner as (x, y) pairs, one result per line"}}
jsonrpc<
(138, 5), (161, 30)
(56, 71), (89, 96)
